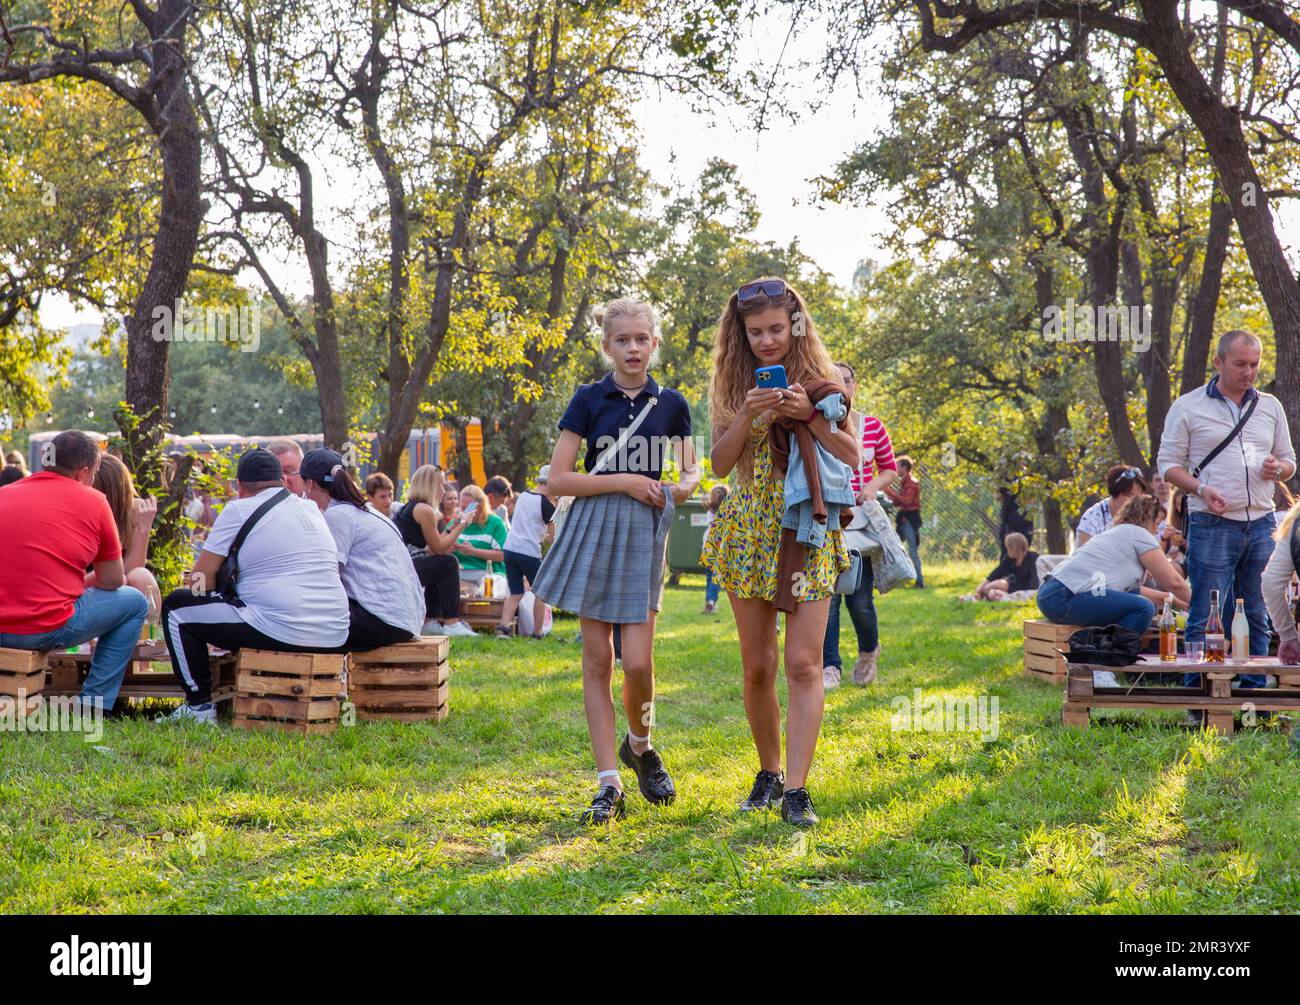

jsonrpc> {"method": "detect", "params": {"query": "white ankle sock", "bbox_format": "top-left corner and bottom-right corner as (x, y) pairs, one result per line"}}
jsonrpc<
(628, 730), (652, 751)
(597, 769), (621, 788)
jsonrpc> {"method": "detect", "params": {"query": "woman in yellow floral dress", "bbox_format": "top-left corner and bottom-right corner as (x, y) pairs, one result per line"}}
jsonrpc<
(702, 278), (857, 828)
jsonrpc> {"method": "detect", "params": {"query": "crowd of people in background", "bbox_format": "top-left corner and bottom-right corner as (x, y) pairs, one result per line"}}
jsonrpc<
(0, 427), (562, 719)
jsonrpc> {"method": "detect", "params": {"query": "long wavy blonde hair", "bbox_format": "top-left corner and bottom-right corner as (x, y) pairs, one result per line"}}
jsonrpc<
(708, 278), (839, 483)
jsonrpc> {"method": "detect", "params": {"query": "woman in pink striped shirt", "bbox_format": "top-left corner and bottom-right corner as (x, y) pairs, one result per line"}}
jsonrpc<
(822, 361), (898, 689)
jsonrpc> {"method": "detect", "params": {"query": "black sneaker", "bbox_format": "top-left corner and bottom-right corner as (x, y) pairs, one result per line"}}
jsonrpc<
(781, 787), (819, 828)
(579, 785), (626, 825)
(739, 769), (785, 812)
(619, 735), (676, 804)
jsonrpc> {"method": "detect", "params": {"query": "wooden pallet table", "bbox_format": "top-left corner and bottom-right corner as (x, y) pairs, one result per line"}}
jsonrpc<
(1062, 655), (1300, 735)
(347, 636), (450, 723)
(42, 641), (239, 704)
(0, 648), (46, 714)
(1024, 620), (1157, 683)
(459, 595), (507, 632)
(233, 650), (345, 735)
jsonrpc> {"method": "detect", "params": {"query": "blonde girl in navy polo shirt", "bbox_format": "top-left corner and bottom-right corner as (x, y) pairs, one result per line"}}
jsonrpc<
(532, 298), (700, 825)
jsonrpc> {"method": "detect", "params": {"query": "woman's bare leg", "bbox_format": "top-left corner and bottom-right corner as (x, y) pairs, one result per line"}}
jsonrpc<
(783, 596), (831, 789)
(729, 595), (781, 774)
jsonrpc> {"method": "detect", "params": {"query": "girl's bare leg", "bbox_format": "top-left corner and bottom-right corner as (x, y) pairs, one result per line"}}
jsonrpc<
(618, 614), (658, 753)
(579, 617), (619, 787)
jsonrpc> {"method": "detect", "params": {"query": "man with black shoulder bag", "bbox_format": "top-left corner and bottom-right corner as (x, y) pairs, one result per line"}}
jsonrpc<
(1157, 331), (1296, 719)
(158, 448), (350, 723)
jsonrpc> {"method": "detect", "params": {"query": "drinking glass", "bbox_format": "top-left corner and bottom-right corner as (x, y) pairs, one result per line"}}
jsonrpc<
(1186, 641), (1204, 662)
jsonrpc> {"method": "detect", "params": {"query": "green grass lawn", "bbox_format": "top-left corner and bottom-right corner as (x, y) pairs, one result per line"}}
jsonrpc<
(3, 560), (1299, 914)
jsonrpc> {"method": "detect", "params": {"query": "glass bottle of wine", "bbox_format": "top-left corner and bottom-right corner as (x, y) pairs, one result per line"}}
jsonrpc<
(1205, 588), (1226, 664)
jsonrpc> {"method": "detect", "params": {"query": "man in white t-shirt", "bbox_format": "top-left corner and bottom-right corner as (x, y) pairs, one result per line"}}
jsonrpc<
(498, 465), (555, 637)
(158, 448), (349, 724)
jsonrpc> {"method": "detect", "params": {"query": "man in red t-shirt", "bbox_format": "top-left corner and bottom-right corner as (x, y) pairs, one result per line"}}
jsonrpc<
(882, 455), (924, 589)
(0, 430), (148, 709)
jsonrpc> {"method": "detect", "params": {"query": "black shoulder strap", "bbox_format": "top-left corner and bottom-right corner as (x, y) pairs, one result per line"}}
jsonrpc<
(1191, 395), (1259, 478)
(366, 503), (406, 543)
(228, 488), (291, 563)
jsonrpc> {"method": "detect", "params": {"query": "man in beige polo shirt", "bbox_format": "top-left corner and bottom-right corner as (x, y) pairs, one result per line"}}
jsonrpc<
(1158, 330), (1296, 703)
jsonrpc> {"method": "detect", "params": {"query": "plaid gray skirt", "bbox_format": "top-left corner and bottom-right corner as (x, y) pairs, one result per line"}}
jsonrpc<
(532, 490), (675, 623)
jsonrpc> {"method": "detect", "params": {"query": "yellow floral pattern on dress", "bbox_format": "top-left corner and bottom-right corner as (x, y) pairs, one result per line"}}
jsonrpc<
(700, 413), (849, 601)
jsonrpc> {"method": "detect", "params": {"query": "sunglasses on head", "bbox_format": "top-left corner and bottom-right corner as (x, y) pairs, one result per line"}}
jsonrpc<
(1114, 466), (1146, 488)
(737, 279), (788, 304)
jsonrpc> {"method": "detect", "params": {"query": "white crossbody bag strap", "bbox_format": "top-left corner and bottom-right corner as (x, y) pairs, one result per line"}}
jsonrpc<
(589, 395), (659, 476)
(554, 394), (659, 522)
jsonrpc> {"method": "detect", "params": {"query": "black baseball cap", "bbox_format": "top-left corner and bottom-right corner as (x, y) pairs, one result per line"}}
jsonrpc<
(301, 448), (344, 484)
(236, 447), (282, 483)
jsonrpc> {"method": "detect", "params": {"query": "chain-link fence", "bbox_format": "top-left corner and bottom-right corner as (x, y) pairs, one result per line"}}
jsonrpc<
(908, 462), (1052, 565)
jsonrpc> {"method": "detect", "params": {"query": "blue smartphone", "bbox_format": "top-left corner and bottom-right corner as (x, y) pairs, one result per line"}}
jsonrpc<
(756, 365), (788, 390)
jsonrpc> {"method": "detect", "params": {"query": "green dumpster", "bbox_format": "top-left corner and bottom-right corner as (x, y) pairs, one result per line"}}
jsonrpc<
(667, 498), (710, 584)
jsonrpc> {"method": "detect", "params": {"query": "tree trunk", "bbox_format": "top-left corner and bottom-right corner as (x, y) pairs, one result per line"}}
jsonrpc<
(1140, 0), (1300, 446)
(1042, 495), (1067, 554)
(122, 0), (202, 475)
(1032, 261), (1071, 553)
(1062, 106), (1148, 467)
(1182, 184), (1233, 395)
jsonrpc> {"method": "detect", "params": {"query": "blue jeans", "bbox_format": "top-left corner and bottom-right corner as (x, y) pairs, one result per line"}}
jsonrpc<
(0, 586), (149, 708)
(1036, 576), (1155, 634)
(1184, 511), (1275, 688)
(822, 558), (877, 669)
(899, 517), (923, 587)
(705, 570), (720, 606)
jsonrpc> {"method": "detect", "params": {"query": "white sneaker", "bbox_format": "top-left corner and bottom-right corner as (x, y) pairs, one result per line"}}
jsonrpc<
(421, 619), (443, 636)
(158, 702), (217, 725)
(1092, 670), (1120, 689)
(823, 665), (842, 689)
(440, 620), (477, 637)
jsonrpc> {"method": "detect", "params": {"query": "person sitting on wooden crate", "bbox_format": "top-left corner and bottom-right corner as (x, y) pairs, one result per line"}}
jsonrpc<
(158, 448), (350, 724)
(391, 465), (477, 637)
(1035, 495), (1190, 688)
(92, 453), (163, 622)
(496, 464), (556, 638)
(454, 484), (509, 594)
(299, 448), (424, 651)
(0, 430), (149, 712)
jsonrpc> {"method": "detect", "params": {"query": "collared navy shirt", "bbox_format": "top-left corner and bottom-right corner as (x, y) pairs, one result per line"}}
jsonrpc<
(1205, 374), (1258, 423)
(558, 372), (692, 480)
